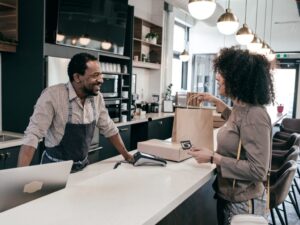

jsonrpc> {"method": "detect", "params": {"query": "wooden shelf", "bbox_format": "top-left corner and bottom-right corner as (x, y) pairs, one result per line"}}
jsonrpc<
(0, 41), (16, 52)
(133, 61), (161, 70)
(133, 38), (162, 47)
(102, 71), (130, 76)
(0, 0), (18, 52)
(0, 2), (16, 10)
(133, 17), (162, 67)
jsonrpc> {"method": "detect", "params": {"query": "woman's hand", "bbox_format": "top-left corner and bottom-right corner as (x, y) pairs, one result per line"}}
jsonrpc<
(187, 147), (213, 164)
(196, 93), (227, 113)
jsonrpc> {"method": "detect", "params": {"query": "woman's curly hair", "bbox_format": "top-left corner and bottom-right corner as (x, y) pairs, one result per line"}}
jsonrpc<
(213, 47), (275, 105)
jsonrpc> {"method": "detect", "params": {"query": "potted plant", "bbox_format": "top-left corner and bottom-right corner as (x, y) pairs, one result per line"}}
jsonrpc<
(145, 32), (159, 44)
(163, 83), (173, 112)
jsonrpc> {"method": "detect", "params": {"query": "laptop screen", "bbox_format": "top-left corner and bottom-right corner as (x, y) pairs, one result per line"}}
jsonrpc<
(0, 161), (72, 212)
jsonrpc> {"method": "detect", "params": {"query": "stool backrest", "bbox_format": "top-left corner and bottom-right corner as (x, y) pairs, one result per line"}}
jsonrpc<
(281, 118), (300, 133)
(269, 160), (297, 208)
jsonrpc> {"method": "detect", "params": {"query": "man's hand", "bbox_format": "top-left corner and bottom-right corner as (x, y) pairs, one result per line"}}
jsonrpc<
(124, 153), (135, 164)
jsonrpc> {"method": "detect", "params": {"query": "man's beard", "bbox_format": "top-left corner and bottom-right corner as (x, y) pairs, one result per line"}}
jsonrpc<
(83, 86), (99, 97)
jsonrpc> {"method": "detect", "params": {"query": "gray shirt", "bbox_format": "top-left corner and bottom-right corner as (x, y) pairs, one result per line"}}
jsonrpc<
(216, 104), (272, 202)
(23, 82), (118, 149)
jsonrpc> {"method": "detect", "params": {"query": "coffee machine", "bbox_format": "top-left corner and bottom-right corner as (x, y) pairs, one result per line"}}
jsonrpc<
(150, 94), (159, 113)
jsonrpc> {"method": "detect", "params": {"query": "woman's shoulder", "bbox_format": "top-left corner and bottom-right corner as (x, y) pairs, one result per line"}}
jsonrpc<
(245, 105), (271, 126)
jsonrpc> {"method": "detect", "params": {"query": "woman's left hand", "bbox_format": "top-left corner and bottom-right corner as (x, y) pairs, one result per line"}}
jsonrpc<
(187, 147), (213, 164)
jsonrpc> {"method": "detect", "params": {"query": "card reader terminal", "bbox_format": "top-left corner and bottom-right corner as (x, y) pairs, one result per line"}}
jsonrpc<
(133, 152), (167, 167)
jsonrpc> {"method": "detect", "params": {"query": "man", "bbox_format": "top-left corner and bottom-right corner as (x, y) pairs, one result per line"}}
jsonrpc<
(18, 53), (133, 172)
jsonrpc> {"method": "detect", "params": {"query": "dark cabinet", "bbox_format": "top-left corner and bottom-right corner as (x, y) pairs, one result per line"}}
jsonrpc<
(148, 117), (174, 140)
(99, 125), (131, 161)
(88, 146), (103, 165)
(0, 146), (40, 170)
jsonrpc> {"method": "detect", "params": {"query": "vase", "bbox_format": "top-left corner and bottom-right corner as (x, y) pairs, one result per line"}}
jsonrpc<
(149, 37), (157, 44)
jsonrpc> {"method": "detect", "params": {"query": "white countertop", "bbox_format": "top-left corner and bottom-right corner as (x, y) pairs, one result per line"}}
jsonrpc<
(115, 112), (174, 127)
(0, 153), (215, 225)
(0, 131), (23, 149)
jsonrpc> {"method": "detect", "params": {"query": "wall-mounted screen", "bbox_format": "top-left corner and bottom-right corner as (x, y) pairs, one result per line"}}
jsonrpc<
(56, 0), (128, 55)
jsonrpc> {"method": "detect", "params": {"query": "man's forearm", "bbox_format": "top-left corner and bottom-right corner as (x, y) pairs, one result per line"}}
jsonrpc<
(18, 145), (36, 167)
(108, 133), (131, 160)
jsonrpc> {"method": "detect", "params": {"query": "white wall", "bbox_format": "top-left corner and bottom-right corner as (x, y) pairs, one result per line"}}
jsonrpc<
(129, 0), (165, 105)
(0, 53), (2, 131)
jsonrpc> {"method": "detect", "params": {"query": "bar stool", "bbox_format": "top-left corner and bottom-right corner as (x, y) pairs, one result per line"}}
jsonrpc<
(269, 160), (298, 225)
(272, 146), (300, 219)
(272, 133), (300, 150)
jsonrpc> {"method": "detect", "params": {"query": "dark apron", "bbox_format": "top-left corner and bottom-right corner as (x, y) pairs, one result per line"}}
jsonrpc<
(41, 84), (96, 173)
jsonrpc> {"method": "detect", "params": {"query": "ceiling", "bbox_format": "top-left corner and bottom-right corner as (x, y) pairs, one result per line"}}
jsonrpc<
(167, 0), (300, 25)
(166, 0), (300, 51)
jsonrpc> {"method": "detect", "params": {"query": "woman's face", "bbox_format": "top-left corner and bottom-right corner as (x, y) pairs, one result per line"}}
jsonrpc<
(216, 73), (226, 96)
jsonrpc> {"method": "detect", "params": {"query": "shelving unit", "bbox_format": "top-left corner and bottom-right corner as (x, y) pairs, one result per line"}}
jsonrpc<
(0, 0), (18, 52)
(2, 0), (134, 133)
(133, 17), (162, 69)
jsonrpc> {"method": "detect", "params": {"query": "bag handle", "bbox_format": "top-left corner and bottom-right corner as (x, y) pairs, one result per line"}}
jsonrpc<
(232, 139), (270, 212)
(232, 139), (242, 189)
(186, 92), (203, 109)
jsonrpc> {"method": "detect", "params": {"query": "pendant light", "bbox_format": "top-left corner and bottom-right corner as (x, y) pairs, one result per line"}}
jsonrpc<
(179, 49), (190, 62)
(247, 0), (262, 53)
(188, 0), (216, 20)
(217, 0), (239, 35)
(180, 15), (190, 62)
(101, 41), (112, 50)
(267, 0), (276, 61)
(56, 32), (65, 42)
(235, 0), (254, 45)
(79, 34), (91, 46)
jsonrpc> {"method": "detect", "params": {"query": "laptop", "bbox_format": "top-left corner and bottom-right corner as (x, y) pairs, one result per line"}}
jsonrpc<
(0, 160), (73, 212)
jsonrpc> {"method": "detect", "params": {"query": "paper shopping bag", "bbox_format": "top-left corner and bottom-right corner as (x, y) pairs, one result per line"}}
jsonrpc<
(172, 107), (214, 150)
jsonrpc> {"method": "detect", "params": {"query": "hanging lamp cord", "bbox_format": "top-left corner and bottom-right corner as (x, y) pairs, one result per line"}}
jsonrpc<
(244, 0), (248, 23)
(263, 0), (268, 40)
(270, 0), (274, 45)
(255, 0), (259, 33)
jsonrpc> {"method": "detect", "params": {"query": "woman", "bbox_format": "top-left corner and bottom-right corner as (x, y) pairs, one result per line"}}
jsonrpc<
(188, 47), (275, 225)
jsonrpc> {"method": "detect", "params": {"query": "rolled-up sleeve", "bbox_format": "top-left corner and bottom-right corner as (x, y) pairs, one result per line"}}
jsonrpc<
(96, 95), (118, 138)
(23, 90), (55, 148)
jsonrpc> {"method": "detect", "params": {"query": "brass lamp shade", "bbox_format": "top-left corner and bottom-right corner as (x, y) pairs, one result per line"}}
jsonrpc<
(258, 42), (271, 55)
(179, 49), (190, 62)
(247, 35), (262, 53)
(235, 23), (254, 45)
(217, 9), (239, 35)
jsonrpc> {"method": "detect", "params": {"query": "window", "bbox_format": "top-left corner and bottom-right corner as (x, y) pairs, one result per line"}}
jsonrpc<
(171, 21), (189, 95)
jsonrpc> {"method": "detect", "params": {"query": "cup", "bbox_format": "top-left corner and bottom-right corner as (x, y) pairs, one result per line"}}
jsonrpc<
(277, 105), (284, 113)
(121, 103), (127, 110)
(122, 91), (128, 98)
(121, 114), (127, 123)
(134, 55), (139, 61)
